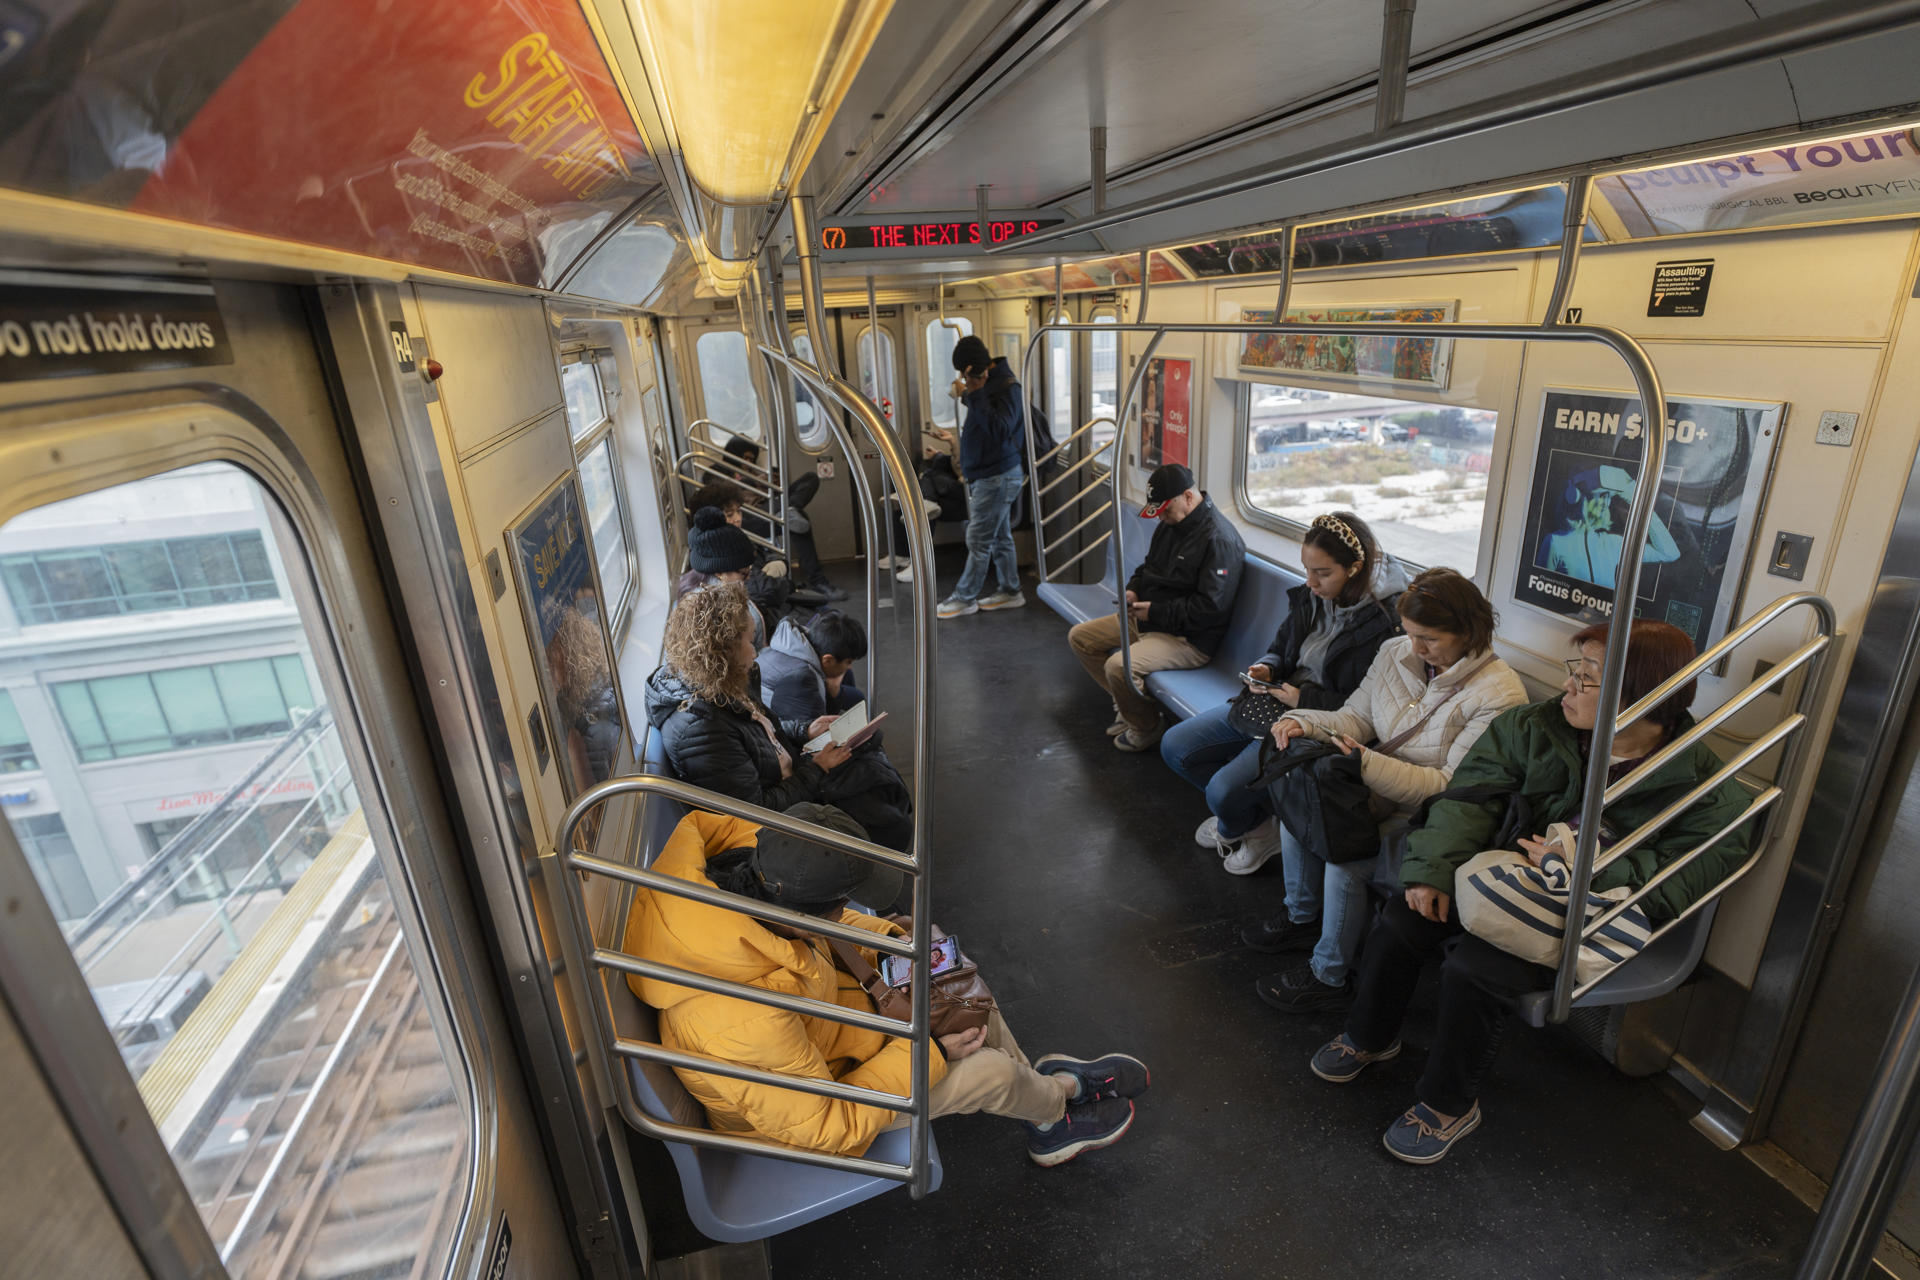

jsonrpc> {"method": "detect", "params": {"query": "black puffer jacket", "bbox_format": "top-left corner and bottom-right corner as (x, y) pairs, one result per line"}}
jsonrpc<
(644, 667), (826, 813)
(643, 665), (915, 850)
(1256, 558), (1407, 711)
(1125, 494), (1247, 656)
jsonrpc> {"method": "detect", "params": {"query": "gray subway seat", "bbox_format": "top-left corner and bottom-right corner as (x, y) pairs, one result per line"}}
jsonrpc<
(1036, 509), (1157, 625)
(1145, 554), (1303, 721)
(1510, 899), (1721, 1029)
(600, 729), (941, 1242)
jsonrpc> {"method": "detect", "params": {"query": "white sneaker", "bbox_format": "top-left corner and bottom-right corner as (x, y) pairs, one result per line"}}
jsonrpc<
(1195, 816), (1233, 854)
(875, 554), (904, 570)
(896, 565), (914, 583)
(1223, 821), (1284, 875)
(937, 596), (977, 619)
(979, 590), (1027, 611)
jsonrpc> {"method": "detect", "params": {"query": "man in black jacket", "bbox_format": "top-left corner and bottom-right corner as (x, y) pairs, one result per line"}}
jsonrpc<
(935, 335), (1030, 618)
(1069, 464), (1246, 751)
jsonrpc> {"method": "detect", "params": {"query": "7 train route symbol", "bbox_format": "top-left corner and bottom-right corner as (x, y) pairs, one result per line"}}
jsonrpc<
(820, 226), (848, 250)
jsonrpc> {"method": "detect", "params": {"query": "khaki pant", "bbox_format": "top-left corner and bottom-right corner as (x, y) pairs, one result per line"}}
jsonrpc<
(927, 1010), (1066, 1126)
(1068, 613), (1209, 733)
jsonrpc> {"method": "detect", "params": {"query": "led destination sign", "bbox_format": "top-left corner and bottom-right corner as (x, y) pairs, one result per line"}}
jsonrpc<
(820, 217), (1066, 251)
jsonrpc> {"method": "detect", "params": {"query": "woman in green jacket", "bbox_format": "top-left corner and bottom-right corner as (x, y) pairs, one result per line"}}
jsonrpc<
(1308, 619), (1753, 1165)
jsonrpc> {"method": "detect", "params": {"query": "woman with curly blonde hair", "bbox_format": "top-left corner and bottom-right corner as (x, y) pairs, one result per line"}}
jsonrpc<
(645, 584), (915, 852)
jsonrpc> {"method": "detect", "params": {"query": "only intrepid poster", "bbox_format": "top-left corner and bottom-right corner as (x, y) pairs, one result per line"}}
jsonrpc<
(1514, 388), (1783, 647)
(1140, 357), (1192, 470)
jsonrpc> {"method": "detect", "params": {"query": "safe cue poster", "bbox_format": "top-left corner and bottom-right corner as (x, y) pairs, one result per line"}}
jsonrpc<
(1514, 388), (1783, 647)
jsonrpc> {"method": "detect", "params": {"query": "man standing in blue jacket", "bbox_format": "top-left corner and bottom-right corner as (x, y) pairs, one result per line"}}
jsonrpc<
(935, 335), (1030, 619)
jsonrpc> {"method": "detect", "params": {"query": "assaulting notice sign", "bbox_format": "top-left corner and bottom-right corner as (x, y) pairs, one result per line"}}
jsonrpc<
(0, 278), (232, 382)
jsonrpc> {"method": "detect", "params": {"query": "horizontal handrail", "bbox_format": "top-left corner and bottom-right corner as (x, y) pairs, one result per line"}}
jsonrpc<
(1045, 532), (1112, 582)
(1592, 715), (1807, 877)
(613, 1035), (913, 1113)
(593, 946), (918, 1036)
(1615, 591), (1838, 734)
(1604, 634), (1829, 806)
(685, 420), (776, 482)
(1045, 503), (1115, 559)
(572, 852), (914, 957)
(1038, 417), (1111, 469)
(675, 453), (778, 502)
(1038, 449), (1103, 498)
(607, 1077), (916, 1183)
(1582, 788), (1785, 949)
(1042, 473), (1113, 520)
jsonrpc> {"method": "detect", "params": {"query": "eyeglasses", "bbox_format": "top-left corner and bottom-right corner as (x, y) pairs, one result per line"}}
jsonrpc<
(1563, 658), (1600, 691)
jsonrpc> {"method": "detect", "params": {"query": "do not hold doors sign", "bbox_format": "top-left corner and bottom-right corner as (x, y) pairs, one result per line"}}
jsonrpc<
(0, 279), (234, 381)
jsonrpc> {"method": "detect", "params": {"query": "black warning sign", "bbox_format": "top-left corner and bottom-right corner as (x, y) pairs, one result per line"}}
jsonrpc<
(0, 279), (233, 381)
(1648, 259), (1714, 317)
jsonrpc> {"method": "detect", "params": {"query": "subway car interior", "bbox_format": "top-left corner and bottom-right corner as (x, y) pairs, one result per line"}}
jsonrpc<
(12, 1), (1920, 1277)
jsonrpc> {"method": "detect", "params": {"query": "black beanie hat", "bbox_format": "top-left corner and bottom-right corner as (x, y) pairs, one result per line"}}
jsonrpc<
(951, 334), (990, 374)
(689, 506), (754, 575)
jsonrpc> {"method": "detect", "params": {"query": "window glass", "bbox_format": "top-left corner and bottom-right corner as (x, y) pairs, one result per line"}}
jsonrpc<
(1045, 313), (1072, 444)
(0, 690), (36, 771)
(1242, 380), (1497, 569)
(857, 327), (897, 422)
(695, 329), (764, 440)
(5, 463), (471, 1278)
(562, 357), (608, 442)
(1090, 313), (1119, 463)
(791, 332), (828, 447)
(578, 441), (632, 615)
(925, 317), (972, 430)
(1, 531), (278, 623)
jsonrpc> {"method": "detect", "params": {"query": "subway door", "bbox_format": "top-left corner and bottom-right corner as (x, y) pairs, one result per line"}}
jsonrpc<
(840, 309), (911, 566)
(0, 275), (576, 1279)
(783, 314), (862, 565)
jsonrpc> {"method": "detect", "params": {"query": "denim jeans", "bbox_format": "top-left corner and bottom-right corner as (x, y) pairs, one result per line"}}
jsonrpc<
(951, 470), (1022, 602)
(1159, 702), (1250, 791)
(1278, 831), (1374, 986)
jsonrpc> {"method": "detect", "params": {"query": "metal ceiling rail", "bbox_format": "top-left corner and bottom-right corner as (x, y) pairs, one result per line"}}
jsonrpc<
(989, 0), (1920, 251)
(1019, 311), (1670, 1025)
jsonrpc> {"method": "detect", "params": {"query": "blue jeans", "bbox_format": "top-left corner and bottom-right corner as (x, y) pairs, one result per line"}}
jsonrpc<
(951, 470), (1022, 602)
(1279, 829), (1373, 986)
(1160, 704), (1270, 840)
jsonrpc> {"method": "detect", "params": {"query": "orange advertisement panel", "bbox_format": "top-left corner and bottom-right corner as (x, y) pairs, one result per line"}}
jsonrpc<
(0, 0), (655, 286)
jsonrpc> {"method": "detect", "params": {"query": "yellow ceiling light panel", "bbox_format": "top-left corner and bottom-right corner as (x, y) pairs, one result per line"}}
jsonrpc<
(630, 0), (894, 204)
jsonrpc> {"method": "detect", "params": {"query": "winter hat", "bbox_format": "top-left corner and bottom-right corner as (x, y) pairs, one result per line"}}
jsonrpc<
(689, 506), (754, 575)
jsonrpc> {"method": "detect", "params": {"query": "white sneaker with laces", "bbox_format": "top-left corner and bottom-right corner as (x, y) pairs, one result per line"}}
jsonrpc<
(978, 590), (1026, 611)
(1222, 820), (1284, 875)
(1195, 816), (1234, 854)
(936, 596), (977, 619)
(896, 565), (914, 583)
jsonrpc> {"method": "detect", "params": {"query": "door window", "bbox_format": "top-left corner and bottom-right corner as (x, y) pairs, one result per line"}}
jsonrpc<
(3, 463), (474, 1279)
(695, 329), (765, 440)
(925, 317), (973, 430)
(857, 326), (897, 422)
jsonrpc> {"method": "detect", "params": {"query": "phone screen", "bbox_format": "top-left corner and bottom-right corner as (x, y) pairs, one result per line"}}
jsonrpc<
(881, 941), (962, 987)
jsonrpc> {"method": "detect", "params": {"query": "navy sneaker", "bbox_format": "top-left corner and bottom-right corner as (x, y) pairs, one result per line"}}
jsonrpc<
(1241, 914), (1321, 953)
(1309, 1033), (1403, 1083)
(1024, 1097), (1135, 1167)
(1033, 1052), (1151, 1102)
(1382, 1101), (1482, 1165)
(1256, 963), (1353, 1014)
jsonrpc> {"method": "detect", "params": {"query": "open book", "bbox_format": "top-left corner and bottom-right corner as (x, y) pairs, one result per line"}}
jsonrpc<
(804, 700), (889, 754)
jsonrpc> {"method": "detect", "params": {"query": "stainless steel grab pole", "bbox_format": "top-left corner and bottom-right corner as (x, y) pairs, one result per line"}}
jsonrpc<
(1375, 0), (1417, 132)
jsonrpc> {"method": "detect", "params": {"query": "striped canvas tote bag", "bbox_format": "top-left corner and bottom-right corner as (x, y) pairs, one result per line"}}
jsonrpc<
(1453, 823), (1654, 985)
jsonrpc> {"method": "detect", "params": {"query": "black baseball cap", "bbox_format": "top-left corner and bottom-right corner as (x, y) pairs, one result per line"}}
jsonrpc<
(743, 803), (904, 911)
(1139, 463), (1196, 517)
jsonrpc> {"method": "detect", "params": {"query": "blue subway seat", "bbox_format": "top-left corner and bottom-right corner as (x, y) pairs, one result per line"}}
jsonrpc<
(1145, 554), (1302, 721)
(1036, 509), (1156, 625)
(612, 727), (941, 1242)
(1511, 900), (1721, 1029)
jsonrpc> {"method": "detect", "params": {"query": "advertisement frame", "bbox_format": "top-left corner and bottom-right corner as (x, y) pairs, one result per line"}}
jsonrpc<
(1236, 302), (1456, 390)
(1511, 385), (1786, 649)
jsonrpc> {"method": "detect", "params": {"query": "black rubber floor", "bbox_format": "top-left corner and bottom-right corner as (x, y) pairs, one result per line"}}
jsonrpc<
(770, 551), (1814, 1280)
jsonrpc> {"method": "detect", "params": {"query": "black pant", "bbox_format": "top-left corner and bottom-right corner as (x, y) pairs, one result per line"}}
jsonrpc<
(1345, 895), (1555, 1115)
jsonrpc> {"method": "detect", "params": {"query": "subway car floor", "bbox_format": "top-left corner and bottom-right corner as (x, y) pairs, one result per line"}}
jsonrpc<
(758, 547), (1815, 1280)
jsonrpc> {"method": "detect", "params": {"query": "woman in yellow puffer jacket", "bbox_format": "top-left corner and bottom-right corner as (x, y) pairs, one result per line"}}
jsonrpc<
(623, 805), (1150, 1166)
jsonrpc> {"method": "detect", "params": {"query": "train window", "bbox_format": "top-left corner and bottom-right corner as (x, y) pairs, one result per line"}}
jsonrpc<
(1239, 380), (1497, 571)
(561, 355), (609, 443)
(1, 463), (473, 1277)
(577, 436), (632, 616)
(790, 332), (831, 449)
(925, 317), (973, 430)
(857, 326), (897, 421)
(1090, 311), (1119, 464)
(1045, 311), (1071, 441)
(695, 329), (765, 440)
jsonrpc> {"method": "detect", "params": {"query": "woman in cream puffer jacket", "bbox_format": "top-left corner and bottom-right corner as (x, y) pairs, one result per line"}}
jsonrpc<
(1238, 568), (1528, 1012)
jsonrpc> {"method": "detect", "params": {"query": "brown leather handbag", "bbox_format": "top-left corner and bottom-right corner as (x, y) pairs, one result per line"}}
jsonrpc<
(829, 924), (996, 1038)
